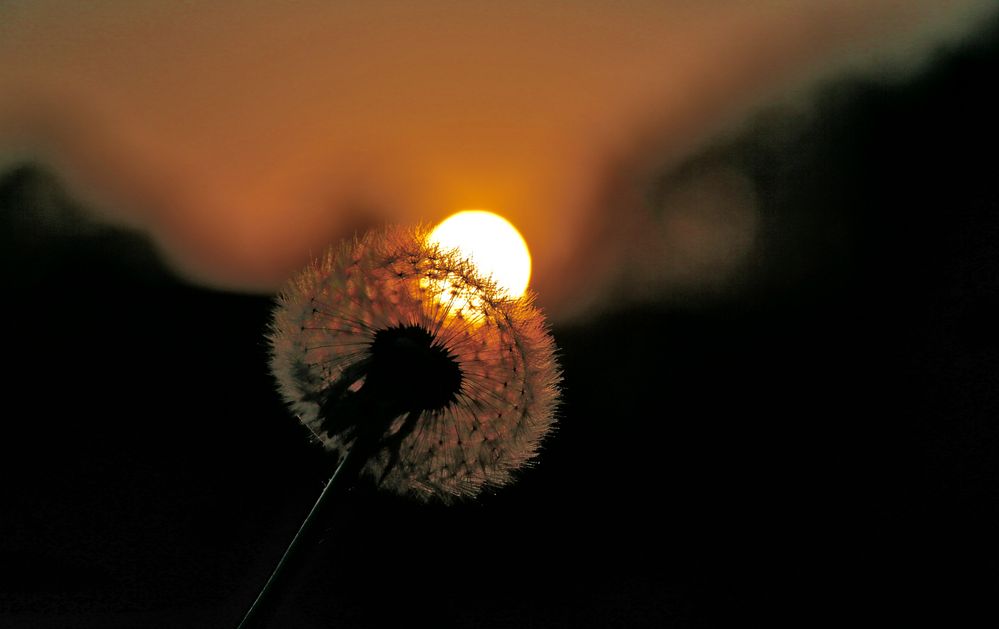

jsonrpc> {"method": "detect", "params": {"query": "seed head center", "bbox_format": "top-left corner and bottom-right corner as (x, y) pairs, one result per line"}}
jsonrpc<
(367, 325), (463, 413)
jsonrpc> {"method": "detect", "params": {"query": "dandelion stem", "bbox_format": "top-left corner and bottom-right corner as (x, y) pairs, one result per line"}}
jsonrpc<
(237, 447), (357, 629)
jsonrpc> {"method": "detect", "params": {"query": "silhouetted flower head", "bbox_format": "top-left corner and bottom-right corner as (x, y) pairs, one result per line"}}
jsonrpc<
(269, 225), (560, 501)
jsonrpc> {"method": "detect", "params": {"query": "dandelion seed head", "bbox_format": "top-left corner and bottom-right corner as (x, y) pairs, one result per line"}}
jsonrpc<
(269, 225), (560, 502)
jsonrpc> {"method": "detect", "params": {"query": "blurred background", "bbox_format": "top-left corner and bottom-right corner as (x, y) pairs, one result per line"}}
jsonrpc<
(2, 2), (998, 627)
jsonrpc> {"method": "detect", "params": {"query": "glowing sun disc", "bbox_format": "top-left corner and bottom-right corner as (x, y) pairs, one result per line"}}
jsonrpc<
(427, 210), (532, 299)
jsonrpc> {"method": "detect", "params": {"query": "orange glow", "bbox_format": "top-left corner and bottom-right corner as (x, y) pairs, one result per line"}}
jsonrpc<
(0, 2), (987, 319)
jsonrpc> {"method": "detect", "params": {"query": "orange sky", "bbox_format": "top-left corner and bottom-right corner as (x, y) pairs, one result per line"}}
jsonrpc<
(1, 1), (992, 318)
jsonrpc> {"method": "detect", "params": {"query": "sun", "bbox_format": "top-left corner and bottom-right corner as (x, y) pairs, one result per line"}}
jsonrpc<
(427, 210), (532, 299)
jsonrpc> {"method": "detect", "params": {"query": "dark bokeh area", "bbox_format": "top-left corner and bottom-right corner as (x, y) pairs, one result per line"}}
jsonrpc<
(2, 23), (998, 628)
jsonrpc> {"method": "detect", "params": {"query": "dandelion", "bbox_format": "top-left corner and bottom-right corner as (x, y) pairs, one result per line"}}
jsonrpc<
(269, 224), (560, 501)
(238, 223), (560, 627)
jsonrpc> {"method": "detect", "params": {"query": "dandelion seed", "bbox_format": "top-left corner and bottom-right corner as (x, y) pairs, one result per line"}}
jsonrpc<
(269, 224), (561, 502)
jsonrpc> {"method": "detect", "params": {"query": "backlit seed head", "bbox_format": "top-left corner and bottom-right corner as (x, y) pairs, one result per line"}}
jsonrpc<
(269, 225), (561, 502)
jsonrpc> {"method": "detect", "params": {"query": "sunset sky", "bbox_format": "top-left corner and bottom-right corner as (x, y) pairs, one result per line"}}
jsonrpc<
(2, 1), (994, 317)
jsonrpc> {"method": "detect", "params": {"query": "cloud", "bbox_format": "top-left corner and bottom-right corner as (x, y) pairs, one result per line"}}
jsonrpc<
(1, 0), (994, 319)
